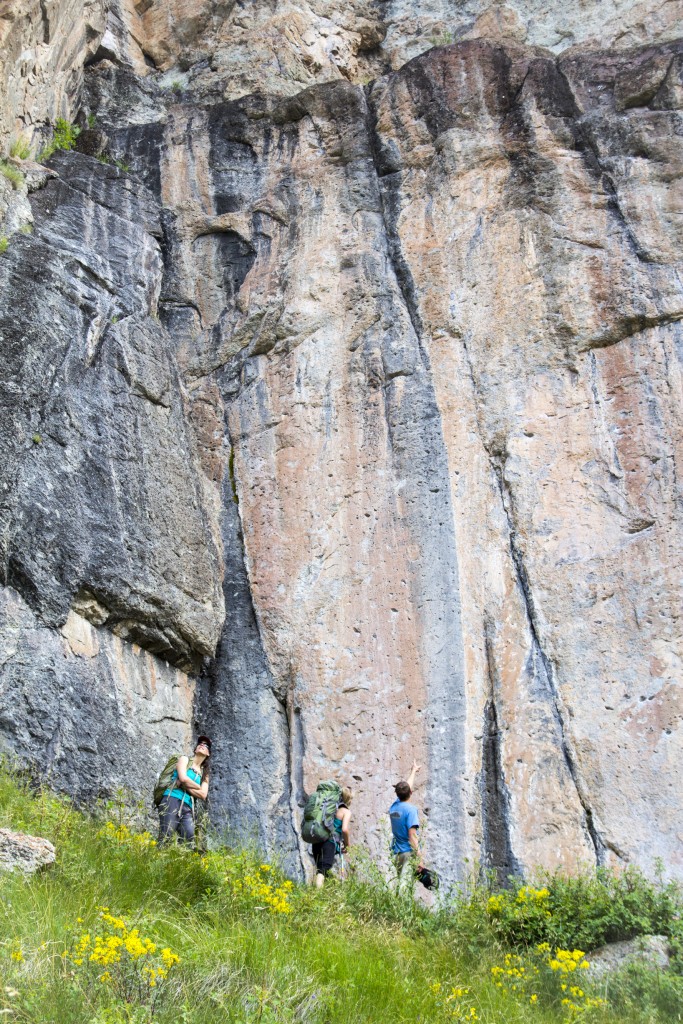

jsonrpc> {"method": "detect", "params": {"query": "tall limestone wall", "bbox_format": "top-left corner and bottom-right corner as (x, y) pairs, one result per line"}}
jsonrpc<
(0, 0), (681, 883)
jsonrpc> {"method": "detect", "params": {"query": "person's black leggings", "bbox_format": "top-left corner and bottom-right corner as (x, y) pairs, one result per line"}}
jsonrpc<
(158, 795), (195, 845)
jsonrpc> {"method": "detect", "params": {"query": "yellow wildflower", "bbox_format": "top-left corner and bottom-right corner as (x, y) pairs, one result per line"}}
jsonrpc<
(160, 948), (180, 968)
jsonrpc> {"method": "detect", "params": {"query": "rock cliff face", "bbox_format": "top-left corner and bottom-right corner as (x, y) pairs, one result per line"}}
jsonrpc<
(0, 1), (681, 884)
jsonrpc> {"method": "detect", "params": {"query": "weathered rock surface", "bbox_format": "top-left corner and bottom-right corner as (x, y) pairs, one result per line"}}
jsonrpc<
(586, 935), (671, 976)
(0, 828), (56, 873)
(2, 1), (681, 146)
(367, 37), (683, 877)
(0, 0), (107, 149)
(100, 0), (683, 103)
(0, 3), (681, 884)
(0, 151), (224, 671)
(0, 586), (196, 800)
(382, 0), (683, 67)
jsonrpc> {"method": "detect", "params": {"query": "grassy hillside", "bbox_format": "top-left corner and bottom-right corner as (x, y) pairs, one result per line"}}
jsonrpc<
(0, 768), (681, 1024)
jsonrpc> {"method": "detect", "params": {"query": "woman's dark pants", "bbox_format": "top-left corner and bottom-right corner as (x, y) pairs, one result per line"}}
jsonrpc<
(158, 796), (195, 845)
(312, 838), (337, 876)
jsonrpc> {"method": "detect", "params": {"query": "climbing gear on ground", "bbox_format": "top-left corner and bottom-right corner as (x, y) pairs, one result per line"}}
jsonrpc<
(416, 866), (440, 890)
(301, 780), (342, 843)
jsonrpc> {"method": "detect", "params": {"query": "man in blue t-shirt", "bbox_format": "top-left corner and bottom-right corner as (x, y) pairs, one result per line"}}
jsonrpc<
(388, 760), (423, 890)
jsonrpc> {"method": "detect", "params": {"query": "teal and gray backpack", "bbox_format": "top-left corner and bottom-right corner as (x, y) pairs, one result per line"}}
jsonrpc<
(301, 780), (342, 844)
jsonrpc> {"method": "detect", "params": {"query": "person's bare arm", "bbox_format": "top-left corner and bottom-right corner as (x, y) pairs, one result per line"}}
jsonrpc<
(406, 759), (422, 792)
(408, 826), (424, 870)
(340, 808), (351, 850)
(191, 778), (209, 801)
(176, 757), (208, 800)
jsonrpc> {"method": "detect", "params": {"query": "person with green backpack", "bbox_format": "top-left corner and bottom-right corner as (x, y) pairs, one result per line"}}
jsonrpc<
(155, 736), (211, 845)
(301, 781), (353, 887)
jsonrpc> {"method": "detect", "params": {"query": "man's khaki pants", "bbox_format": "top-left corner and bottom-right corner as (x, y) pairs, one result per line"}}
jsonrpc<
(395, 851), (417, 894)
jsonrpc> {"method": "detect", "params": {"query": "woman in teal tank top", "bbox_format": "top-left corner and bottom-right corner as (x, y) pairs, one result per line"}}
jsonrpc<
(158, 735), (211, 846)
(313, 787), (353, 888)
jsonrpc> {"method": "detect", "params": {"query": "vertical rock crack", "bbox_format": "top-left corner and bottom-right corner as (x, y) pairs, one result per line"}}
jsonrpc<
(460, 337), (607, 867)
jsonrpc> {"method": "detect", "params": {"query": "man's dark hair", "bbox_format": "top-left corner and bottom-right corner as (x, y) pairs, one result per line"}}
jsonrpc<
(395, 781), (411, 801)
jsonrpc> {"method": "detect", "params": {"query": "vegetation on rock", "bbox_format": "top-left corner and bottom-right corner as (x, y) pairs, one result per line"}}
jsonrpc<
(39, 118), (81, 162)
(9, 137), (31, 160)
(0, 161), (24, 189)
(0, 768), (681, 1023)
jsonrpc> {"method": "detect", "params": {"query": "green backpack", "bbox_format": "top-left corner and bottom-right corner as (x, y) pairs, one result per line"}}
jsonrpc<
(153, 753), (182, 807)
(301, 781), (342, 844)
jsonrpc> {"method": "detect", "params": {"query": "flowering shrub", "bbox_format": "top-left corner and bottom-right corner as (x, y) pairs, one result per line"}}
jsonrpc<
(202, 850), (296, 916)
(98, 822), (156, 850)
(486, 885), (553, 945)
(483, 869), (683, 955)
(232, 863), (294, 914)
(490, 944), (606, 1019)
(65, 908), (179, 1009)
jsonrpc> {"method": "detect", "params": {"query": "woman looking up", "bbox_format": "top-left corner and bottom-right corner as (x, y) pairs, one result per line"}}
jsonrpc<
(158, 736), (211, 846)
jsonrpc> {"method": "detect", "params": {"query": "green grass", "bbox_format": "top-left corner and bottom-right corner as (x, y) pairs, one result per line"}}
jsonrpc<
(0, 160), (25, 189)
(9, 136), (31, 160)
(0, 236), (8, 254)
(0, 769), (681, 1024)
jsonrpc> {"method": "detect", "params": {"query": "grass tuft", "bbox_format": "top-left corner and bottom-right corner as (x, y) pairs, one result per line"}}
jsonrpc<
(0, 159), (25, 189)
(9, 135), (31, 160)
(430, 29), (455, 46)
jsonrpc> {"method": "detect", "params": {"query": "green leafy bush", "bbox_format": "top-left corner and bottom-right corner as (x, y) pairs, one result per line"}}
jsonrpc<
(484, 871), (683, 955)
(0, 236), (8, 254)
(39, 118), (81, 161)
